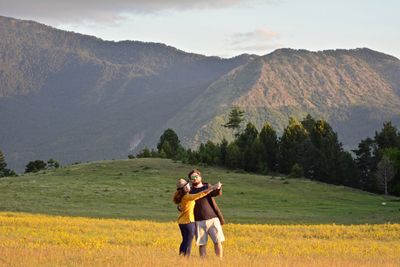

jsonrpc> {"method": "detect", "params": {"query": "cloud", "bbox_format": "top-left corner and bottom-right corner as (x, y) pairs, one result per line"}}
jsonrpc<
(228, 28), (282, 53)
(230, 43), (282, 51)
(231, 28), (279, 44)
(0, 0), (257, 24)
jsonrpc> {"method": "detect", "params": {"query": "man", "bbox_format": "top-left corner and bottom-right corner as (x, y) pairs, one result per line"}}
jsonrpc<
(188, 168), (225, 258)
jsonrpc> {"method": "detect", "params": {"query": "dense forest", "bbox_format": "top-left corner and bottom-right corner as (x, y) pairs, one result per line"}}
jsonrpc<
(2, 110), (400, 196)
(136, 109), (400, 196)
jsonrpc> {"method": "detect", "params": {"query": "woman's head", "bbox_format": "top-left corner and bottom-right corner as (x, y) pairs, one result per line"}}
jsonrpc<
(173, 178), (190, 204)
(176, 178), (190, 192)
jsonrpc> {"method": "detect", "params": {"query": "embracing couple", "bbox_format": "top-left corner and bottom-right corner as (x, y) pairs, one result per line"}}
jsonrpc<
(173, 168), (225, 258)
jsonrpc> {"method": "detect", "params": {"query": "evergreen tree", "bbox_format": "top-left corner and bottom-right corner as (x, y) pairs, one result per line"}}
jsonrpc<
(259, 123), (279, 172)
(219, 138), (229, 166)
(223, 106), (245, 137)
(385, 148), (400, 171)
(157, 129), (182, 158)
(383, 148), (400, 195)
(309, 119), (344, 184)
(353, 138), (377, 191)
(25, 160), (47, 173)
(225, 143), (241, 169)
(237, 123), (258, 149)
(158, 149), (167, 159)
(136, 147), (151, 158)
(237, 123), (259, 171)
(186, 149), (199, 165)
(278, 117), (308, 174)
(301, 114), (317, 133)
(47, 158), (60, 169)
(0, 150), (6, 174)
(352, 122), (400, 194)
(198, 141), (220, 165)
(150, 149), (159, 158)
(374, 121), (399, 150)
(0, 150), (16, 177)
(301, 138), (322, 180)
(175, 146), (187, 161)
(246, 137), (263, 172)
(337, 151), (360, 188)
(160, 141), (173, 158)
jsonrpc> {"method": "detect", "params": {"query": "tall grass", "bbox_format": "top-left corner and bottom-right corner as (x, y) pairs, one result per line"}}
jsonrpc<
(1, 212), (399, 266)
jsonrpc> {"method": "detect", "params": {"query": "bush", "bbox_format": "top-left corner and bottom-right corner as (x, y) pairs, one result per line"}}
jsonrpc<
(289, 163), (304, 178)
(136, 147), (151, 158)
(0, 169), (17, 178)
(25, 160), (47, 173)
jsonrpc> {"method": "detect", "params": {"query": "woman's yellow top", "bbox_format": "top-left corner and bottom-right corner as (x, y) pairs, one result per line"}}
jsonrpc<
(177, 191), (209, 224)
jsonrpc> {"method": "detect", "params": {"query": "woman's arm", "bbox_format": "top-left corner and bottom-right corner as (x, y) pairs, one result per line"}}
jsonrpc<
(184, 182), (221, 201)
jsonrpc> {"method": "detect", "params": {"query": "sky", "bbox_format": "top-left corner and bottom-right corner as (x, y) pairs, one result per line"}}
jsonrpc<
(0, 0), (399, 58)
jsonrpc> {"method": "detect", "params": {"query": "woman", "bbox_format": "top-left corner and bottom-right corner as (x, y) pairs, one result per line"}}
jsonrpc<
(173, 178), (221, 256)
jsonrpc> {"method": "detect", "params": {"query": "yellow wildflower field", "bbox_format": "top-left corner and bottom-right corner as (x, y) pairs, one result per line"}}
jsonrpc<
(0, 212), (399, 266)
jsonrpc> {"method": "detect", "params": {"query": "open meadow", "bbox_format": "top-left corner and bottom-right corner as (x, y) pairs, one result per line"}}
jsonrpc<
(1, 158), (400, 266)
(0, 212), (399, 266)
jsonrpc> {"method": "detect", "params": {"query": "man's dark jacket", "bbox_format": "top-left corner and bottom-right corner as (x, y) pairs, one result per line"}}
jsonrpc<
(191, 183), (225, 225)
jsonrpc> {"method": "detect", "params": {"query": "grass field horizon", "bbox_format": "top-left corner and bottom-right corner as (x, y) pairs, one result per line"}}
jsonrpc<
(1, 158), (399, 224)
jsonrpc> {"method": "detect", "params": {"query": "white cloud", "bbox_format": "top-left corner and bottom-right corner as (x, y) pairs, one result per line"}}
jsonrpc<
(231, 28), (279, 43)
(228, 28), (282, 53)
(0, 0), (257, 24)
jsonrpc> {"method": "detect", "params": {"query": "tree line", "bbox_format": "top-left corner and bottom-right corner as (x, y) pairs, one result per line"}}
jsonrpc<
(2, 108), (399, 196)
(134, 108), (400, 196)
(0, 155), (60, 177)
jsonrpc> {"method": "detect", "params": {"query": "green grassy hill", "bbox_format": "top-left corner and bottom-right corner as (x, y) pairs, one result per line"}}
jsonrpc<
(1, 158), (399, 224)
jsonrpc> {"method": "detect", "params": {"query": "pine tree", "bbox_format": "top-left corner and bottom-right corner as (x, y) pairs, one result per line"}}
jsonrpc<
(259, 123), (279, 172)
(374, 121), (399, 150)
(310, 119), (343, 184)
(383, 148), (400, 195)
(198, 141), (220, 165)
(223, 107), (245, 137)
(0, 150), (16, 177)
(47, 158), (60, 169)
(225, 143), (241, 169)
(0, 150), (6, 172)
(25, 160), (47, 173)
(278, 117), (308, 174)
(136, 147), (151, 158)
(353, 138), (377, 191)
(157, 129), (182, 158)
(219, 138), (229, 166)
(236, 123), (259, 171)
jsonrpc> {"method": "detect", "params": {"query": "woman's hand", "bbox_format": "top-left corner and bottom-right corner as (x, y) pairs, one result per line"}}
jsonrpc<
(212, 182), (222, 190)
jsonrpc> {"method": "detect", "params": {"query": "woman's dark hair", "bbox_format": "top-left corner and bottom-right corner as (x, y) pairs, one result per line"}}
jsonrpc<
(187, 168), (201, 179)
(173, 188), (186, 204)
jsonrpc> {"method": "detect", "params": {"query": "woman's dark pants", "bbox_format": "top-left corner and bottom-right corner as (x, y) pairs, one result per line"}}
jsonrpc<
(178, 222), (195, 256)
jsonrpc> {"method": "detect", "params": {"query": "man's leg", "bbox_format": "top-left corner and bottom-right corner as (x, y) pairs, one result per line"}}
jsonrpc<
(214, 242), (223, 258)
(196, 221), (208, 257)
(199, 245), (207, 257)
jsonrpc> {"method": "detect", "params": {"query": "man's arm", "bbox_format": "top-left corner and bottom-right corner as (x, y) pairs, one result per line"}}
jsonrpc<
(208, 184), (222, 197)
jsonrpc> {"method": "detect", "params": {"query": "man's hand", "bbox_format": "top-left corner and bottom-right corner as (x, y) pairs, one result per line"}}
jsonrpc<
(212, 182), (222, 190)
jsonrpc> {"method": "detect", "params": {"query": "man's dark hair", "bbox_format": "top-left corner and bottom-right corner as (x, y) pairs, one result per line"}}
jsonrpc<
(188, 168), (201, 179)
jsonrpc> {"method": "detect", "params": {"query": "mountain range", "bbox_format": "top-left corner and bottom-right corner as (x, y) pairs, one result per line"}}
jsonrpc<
(1, 15), (399, 171)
